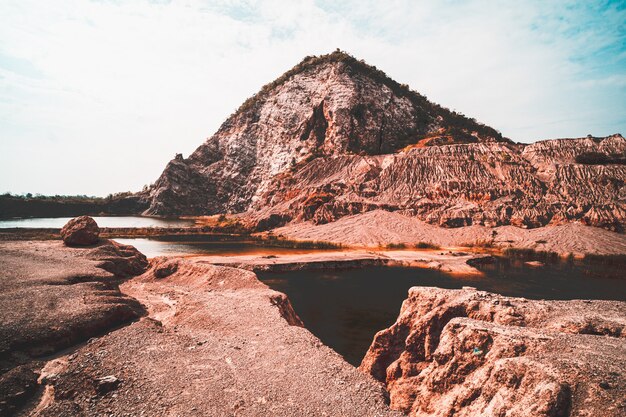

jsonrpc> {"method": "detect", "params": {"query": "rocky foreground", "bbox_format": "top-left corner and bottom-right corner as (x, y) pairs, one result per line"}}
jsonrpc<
(1, 237), (624, 416)
(0, 239), (147, 415)
(360, 287), (626, 416)
(0, 242), (398, 417)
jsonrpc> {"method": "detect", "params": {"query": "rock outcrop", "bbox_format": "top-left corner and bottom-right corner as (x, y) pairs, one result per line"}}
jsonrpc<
(360, 287), (626, 416)
(23, 257), (402, 416)
(141, 51), (626, 232)
(60, 215), (100, 246)
(141, 51), (505, 215)
(0, 239), (147, 416)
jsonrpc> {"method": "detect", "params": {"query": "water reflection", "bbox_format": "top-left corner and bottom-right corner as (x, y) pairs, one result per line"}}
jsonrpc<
(114, 238), (333, 258)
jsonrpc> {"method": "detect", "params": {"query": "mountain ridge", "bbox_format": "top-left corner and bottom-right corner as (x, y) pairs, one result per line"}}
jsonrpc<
(141, 51), (626, 233)
(226, 50), (509, 145)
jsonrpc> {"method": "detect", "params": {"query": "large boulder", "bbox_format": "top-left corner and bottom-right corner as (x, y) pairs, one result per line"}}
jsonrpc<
(60, 216), (100, 246)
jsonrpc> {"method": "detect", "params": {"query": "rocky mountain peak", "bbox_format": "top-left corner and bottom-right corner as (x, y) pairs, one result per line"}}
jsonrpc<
(199, 50), (508, 159)
(142, 52), (625, 233)
(145, 51), (510, 215)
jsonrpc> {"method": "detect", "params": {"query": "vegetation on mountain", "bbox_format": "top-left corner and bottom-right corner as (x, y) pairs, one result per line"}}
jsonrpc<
(234, 49), (506, 143)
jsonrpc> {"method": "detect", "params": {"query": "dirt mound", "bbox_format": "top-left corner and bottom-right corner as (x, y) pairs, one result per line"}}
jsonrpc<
(275, 209), (626, 255)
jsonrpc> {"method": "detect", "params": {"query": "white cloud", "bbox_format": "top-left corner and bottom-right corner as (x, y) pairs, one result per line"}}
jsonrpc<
(0, 0), (624, 195)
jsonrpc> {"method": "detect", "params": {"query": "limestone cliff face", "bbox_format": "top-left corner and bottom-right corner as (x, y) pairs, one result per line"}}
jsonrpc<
(143, 51), (626, 231)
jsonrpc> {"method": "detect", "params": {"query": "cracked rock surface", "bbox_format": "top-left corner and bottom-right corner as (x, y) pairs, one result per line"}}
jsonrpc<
(360, 287), (626, 416)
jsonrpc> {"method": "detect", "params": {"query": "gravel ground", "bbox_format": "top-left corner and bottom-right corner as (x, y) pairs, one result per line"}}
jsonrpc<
(16, 255), (401, 416)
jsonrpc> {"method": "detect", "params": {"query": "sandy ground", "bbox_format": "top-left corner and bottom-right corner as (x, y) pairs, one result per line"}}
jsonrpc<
(194, 249), (486, 275)
(274, 210), (626, 255)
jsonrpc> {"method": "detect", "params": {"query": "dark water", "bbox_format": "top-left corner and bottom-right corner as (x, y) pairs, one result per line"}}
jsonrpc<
(0, 216), (193, 228)
(114, 237), (333, 258)
(257, 261), (626, 366)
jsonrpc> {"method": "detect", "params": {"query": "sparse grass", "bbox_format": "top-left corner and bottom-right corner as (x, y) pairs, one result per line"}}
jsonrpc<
(385, 242), (407, 249)
(502, 247), (560, 262)
(414, 242), (440, 249)
(385, 243), (406, 249)
(461, 239), (495, 248)
(383, 242), (440, 250)
(194, 214), (251, 234)
(583, 254), (626, 266)
(290, 240), (342, 249)
(257, 235), (342, 249)
(502, 248), (626, 267)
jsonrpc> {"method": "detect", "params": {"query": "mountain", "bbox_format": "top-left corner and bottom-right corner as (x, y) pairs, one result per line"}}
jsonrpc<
(142, 51), (626, 232)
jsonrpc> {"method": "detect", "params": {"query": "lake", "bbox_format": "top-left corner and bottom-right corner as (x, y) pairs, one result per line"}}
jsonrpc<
(114, 237), (334, 257)
(0, 216), (194, 228)
(257, 261), (626, 366)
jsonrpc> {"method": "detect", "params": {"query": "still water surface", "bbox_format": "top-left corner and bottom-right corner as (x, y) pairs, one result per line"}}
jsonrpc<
(0, 216), (193, 228)
(257, 262), (626, 366)
(114, 238), (332, 257)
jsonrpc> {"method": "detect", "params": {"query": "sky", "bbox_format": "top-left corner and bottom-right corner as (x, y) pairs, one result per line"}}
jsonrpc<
(1, 0), (625, 196)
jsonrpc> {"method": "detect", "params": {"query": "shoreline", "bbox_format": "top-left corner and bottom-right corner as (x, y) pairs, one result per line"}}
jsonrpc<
(0, 240), (401, 416)
(2, 225), (625, 269)
(191, 249), (489, 275)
